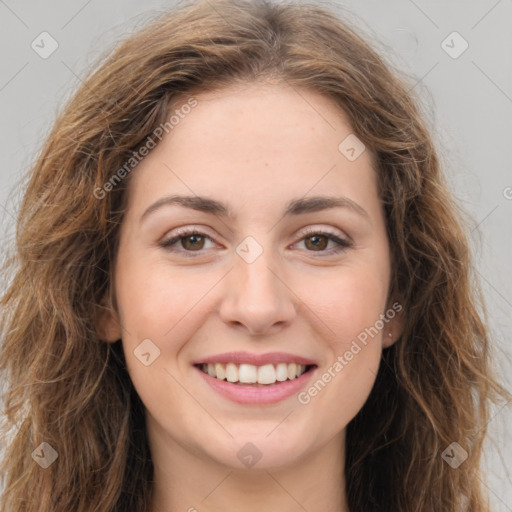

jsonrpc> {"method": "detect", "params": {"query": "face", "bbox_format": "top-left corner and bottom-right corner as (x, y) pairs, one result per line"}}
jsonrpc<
(98, 82), (402, 471)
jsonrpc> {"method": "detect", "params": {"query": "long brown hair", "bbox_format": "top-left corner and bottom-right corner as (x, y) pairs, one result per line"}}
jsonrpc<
(1, 0), (509, 510)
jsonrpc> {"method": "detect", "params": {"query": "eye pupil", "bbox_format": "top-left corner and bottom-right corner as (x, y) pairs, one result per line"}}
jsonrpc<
(182, 234), (204, 250)
(305, 234), (328, 250)
(162, 230), (346, 256)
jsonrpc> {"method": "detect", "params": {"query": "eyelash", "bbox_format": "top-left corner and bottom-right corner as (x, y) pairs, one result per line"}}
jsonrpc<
(158, 227), (352, 258)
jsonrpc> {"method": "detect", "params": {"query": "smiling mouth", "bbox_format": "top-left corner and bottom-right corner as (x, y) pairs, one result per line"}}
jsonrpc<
(195, 362), (317, 386)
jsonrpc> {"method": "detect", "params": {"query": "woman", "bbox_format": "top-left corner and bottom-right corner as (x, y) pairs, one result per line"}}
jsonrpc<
(0, 0), (509, 510)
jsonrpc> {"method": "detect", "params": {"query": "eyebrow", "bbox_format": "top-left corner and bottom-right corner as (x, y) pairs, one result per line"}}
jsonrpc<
(140, 194), (370, 223)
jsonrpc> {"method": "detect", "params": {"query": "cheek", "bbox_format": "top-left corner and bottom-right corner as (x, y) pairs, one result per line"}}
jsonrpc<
(113, 260), (214, 415)
(297, 264), (388, 415)
(310, 264), (389, 347)
(114, 256), (218, 365)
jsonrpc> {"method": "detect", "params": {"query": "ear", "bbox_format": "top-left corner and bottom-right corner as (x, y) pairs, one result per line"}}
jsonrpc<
(94, 292), (122, 343)
(382, 298), (405, 349)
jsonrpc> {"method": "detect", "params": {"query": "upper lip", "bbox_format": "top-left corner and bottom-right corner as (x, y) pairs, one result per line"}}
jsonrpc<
(193, 351), (318, 366)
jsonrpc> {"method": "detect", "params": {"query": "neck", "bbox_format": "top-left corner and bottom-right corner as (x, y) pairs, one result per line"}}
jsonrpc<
(147, 421), (348, 512)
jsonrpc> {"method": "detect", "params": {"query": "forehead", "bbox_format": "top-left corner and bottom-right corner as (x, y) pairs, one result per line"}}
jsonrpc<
(125, 82), (379, 221)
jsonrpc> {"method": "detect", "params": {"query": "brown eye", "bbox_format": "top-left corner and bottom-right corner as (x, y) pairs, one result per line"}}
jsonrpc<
(160, 228), (351, 258)
(304, 234), (329, 251)
(295, 230), (352, 255)
(181, 234), (205, 251)
(159, 230), (215, 256)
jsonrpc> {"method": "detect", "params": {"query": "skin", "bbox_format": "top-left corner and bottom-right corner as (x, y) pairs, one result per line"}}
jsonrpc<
(97, 81), (403, 512)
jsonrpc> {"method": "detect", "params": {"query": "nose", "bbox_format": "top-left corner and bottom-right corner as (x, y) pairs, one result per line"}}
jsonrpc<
(218, 248), (297, 336)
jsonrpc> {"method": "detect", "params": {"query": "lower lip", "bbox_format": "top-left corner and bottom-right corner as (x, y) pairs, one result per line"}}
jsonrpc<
(194, 365), (317, 405)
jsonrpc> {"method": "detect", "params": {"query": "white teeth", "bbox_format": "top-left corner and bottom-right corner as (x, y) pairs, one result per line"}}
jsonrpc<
(215, 363), (225, 380)
(239, 364), (257, 383)
(199, 362), (310, 384)
(225, 363), (238, 383)
(257, 364), (276, 384)
(276, 363), (288, 381)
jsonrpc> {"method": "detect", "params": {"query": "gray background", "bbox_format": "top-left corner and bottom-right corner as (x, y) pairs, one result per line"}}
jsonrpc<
(1, 0), (511, 508)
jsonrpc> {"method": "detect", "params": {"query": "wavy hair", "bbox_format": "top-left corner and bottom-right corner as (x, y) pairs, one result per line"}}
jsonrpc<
(1, 0), (509, 510)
